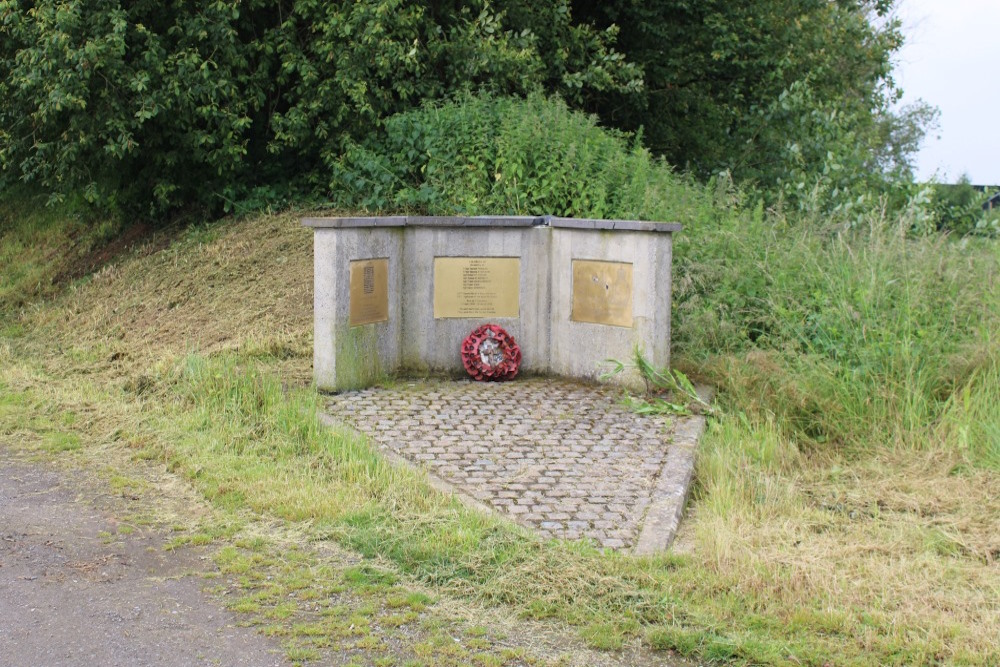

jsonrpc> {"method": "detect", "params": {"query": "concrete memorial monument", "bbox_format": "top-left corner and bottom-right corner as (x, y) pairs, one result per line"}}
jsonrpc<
(303, 215), (680, 391)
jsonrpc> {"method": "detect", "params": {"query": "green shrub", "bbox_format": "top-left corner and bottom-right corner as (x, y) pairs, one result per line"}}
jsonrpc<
(928, 177), (1000, 237)
(0, 1), (637, 216)
(329, 93), (712, 222)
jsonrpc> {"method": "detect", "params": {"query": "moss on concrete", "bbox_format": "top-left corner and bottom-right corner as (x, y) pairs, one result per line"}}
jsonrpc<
(334, 323), (383, 391)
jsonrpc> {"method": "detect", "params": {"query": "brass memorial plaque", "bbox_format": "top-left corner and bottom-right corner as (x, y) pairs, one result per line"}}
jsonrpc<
(571, 260), (634, 327)
(349, 258), (389, 326)
(433, 257), (520, 319)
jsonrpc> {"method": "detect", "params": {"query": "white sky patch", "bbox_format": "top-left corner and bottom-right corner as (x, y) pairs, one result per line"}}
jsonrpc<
(894, 0), (1000, 184)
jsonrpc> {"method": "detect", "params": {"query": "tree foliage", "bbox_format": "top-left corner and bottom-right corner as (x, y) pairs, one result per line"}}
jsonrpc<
(0, 0), (638, 214)
(0, 0), (933, 216)
(571, 0), (932, 208)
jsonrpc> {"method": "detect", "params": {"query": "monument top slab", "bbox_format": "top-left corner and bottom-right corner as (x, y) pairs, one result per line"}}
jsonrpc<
(302, 215), (681, 232)
(546, 216), (682, 233)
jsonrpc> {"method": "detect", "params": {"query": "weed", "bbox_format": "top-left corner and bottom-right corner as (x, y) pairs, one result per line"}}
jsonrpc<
(284, 643), (320, 662)
(602, 348), (712, 417)
(42, 431), (81, 453)
(2, 193), (997, 665)
(579, 623), (626, 650)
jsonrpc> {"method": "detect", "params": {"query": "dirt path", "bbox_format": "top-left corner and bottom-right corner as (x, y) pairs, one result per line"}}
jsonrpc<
(0, 444), (692, 667)
(0, 457), (288, 667)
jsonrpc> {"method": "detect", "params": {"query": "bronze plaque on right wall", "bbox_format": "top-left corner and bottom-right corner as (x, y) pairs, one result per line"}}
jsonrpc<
(571, 260), (634, 328)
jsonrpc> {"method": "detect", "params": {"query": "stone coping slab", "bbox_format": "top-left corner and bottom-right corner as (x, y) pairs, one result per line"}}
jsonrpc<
(546, 216), (682, 233)
(302, 215), (681, 231)
(323, 377), (706, 552)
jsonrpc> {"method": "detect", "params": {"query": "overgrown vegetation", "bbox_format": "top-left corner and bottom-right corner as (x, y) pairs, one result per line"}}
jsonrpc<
(1, 87), (997, 664)
(1, 0), (933, 219)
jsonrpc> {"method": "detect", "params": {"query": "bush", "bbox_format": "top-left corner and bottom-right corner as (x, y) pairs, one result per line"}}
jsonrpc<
(929, 177), (1000, 237)
(329, 93), (712, 222)
(332, 94), (1000, 467)
(0, 1), (638, 216)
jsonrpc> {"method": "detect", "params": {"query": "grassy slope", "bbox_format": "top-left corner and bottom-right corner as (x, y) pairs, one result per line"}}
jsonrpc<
(1, 201), (998, 666)
(0, 189), (124, 317)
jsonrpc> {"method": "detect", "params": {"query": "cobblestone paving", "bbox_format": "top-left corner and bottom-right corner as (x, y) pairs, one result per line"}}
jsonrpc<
(325, 378), (683, 549)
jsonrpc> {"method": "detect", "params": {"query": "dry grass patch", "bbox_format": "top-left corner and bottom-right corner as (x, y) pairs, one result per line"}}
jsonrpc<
(2, 204), (998, 665)
(27, 210), (314, 384)
(690, 422), (999, 663)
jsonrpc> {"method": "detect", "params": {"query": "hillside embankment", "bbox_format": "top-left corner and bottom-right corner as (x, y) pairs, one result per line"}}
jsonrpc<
(1, 199), (998, 665)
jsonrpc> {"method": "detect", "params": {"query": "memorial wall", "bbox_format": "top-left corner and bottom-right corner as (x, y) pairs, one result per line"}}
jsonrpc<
(303, 216), (680, 391)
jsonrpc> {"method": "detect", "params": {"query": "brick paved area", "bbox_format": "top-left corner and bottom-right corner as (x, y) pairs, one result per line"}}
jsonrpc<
(325, 378), (700, 550)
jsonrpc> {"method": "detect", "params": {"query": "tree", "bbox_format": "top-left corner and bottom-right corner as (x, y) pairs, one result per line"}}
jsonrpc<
(570, 0), (928, 201)
(0, 0), (639, 215)
(1, 0), (934, 217)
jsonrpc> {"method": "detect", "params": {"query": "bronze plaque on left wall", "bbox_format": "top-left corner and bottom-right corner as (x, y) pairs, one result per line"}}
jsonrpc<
(349, 258), (389, 326)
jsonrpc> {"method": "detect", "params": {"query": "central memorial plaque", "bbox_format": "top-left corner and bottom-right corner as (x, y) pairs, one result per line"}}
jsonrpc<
(349, 258), (389, 326)
(433, 257), (520, 318)
(571, 259), (634, 327)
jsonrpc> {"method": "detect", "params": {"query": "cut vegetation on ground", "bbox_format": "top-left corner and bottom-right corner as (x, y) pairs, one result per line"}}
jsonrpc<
(3, 3), (997, 663)
(2, 165), (997, 666)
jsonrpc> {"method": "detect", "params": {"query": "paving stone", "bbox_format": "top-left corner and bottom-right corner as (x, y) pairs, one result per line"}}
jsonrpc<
(325, 377), (697, 550)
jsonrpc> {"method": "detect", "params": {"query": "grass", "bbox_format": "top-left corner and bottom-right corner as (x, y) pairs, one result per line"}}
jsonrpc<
(0, 183), (998, 666)
(0, 187), (124, 315)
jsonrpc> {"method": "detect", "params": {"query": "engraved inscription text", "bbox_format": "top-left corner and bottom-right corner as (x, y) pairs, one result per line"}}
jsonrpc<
(433, 257), (520, 319)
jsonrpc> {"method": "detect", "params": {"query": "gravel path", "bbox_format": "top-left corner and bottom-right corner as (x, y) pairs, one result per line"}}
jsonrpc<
(0, 457), (287, 667)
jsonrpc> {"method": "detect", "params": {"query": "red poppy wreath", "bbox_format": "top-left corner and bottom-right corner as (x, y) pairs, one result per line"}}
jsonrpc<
(461, 324), (521, 381)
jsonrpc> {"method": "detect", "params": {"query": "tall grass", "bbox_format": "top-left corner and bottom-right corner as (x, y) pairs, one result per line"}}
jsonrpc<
(935, 351), (1000, 468)
(676, 209), (999, 468)
(173, 354), (428, 515)
(335, 92), (1000, 468)
(3, 94), (998, 665)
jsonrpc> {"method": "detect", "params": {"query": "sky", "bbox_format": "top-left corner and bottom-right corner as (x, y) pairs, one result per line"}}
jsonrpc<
(893, 0), (1000, 184)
